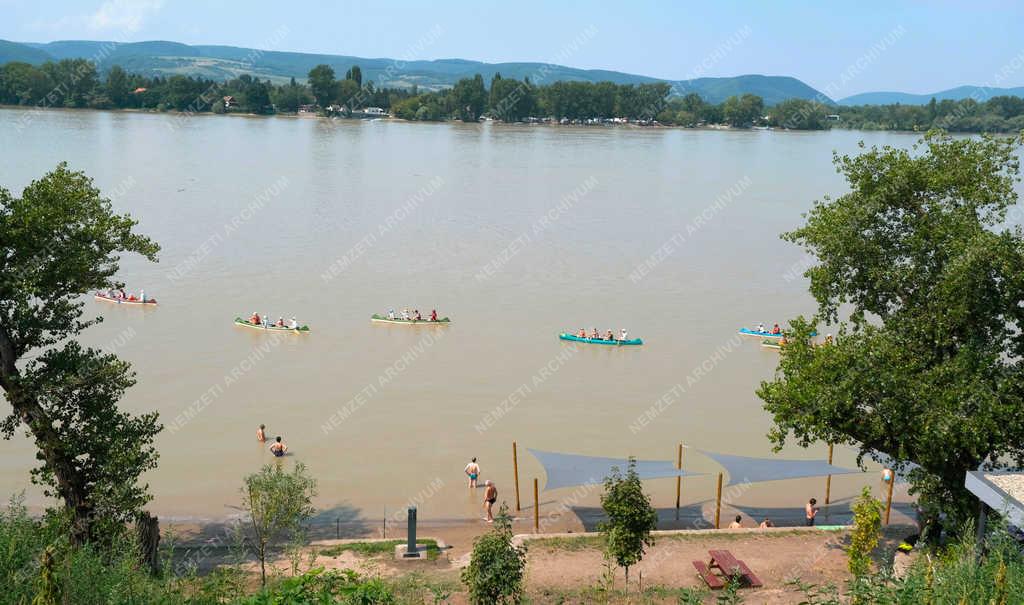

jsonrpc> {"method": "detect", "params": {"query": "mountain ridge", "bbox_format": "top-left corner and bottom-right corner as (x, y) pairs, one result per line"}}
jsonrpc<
(1, 38), (829, 105)
(839, 85), (1024, 105)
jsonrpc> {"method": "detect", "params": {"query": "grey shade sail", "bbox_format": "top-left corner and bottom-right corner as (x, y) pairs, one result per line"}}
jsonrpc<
(697, 450), (860, 486)
(529, 449), (705, 491)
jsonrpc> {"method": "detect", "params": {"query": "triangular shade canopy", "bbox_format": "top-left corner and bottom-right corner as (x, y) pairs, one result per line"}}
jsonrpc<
(697, 450), (859, 486)
(529, 449), (705, 491)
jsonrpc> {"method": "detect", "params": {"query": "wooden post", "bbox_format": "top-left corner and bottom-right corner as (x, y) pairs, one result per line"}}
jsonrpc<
(714, 472), (723, 529)
(885, 470), (895, 525)
(513, 442), (521, 512)
(825, 443), (834, 505)
(533, 478), (540, 533)
(675, 443), (683, 518)
(135, 512), (161, 576)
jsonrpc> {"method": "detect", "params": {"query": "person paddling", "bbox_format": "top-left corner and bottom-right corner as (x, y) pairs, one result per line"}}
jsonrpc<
(606, 329), (615, 341)
(275, 317), (285, 327)
(430, 309), (438, 322)
(771, 323), (781, 335)
(289, 317), (299, 330)
(590, 328), (600, 340)
(620, 329), (629, 341)
(388, 309), (396, 320)
(577, 328), (586, 338)
(402, 308), (410, 321)
(250, 311), (261, 325)
(414, 309), (422, 321)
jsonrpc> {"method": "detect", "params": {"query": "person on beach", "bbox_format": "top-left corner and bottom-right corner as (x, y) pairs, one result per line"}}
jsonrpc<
(256, 424), (266, 442)
(270, 436), (287, 457)
(483, 480), (497, 522)
(465, 458), (480, 488)
(805, 498), (819, 526)
(759, 518), (774, 529)
(729, 514), (743, 529)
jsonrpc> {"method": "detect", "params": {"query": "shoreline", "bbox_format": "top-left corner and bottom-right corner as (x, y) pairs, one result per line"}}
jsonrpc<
(0, 103), (933, 135)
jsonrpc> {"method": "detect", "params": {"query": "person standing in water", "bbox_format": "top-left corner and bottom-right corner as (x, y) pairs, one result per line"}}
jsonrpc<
(464, 458), (480, 488)
(483, 480), (497, 522)
(269, 436), (287, 457)
(256, 424), (266, 442)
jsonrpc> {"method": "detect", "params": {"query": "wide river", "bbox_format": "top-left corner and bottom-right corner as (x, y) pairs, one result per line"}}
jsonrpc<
(3, 108), (1001, 529)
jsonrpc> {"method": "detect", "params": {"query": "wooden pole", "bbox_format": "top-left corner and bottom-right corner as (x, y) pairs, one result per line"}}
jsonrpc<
(533, 478), (540, 533)
(675, 443), (683, 518)
(513, 441), (521, 512)
(714, 472), (723, 529)
(825, 443), (834, 505)
(885, 470), (895, 525)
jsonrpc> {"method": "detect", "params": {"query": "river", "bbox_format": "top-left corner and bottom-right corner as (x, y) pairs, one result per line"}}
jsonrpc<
(1, 108), (981, 527)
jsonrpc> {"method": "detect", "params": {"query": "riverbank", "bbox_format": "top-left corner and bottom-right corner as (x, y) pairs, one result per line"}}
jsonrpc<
(166, 519), (915, 603)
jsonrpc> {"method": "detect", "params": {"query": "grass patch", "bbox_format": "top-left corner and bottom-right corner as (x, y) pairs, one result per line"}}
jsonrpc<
(318, 539), (441, 560)
(529, 535), (604, 552)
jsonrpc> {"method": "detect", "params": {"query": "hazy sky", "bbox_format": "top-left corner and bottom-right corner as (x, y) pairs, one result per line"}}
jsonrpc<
(2, 0), (1023, 96)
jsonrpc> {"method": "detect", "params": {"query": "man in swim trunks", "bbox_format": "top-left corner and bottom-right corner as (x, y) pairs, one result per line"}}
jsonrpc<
(465, 457), (480, 488)
(483, 480), (497, 522)
(805, 498), (819, 526)
(256, 424), (266, 442)
(269, 436), (287, 457)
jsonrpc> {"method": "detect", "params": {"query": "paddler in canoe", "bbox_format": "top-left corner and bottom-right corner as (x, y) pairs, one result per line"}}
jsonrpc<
(430, 309), (438, 322)
(414, 309), (423, 321)
(771, 323), (782, 335)
(249, 311), (261, 325)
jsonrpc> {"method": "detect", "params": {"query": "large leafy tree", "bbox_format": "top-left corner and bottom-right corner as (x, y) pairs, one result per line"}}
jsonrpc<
(306, 64), (336, 108)
(0, 163), (161, 544)
(758, 132), (1024, 524)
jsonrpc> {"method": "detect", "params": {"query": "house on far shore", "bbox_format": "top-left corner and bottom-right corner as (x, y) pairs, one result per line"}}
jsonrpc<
(827, 114), (841, 121)
(297, 104), (316, 113)
(362, 107), (386, 116)
(223, 96), (239, 109)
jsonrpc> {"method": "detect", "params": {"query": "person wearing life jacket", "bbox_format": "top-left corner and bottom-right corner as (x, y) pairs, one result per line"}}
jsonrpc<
(250, 312), (261, 325)
(577, 328), (586, 338)
(430, 309), (438, 322)
(771, 323), (781, 335)
(275, 317), (285, 327)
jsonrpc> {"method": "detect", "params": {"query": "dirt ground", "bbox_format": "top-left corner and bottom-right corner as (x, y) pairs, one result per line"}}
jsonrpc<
(168, 522), (911, 604)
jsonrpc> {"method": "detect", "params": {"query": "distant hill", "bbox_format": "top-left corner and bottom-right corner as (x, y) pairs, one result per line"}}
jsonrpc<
(0, 39), (51, 64)
(839, 86), (1024, 105)
(0, 38), (831, 105)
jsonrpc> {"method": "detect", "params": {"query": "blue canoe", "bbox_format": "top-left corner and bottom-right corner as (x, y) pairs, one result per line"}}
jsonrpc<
(738, 327), (816, 339)
(559, 333), (643, 346)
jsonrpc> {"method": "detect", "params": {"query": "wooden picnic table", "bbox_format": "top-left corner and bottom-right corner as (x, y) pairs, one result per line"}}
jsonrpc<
(692, 549), (763, 589)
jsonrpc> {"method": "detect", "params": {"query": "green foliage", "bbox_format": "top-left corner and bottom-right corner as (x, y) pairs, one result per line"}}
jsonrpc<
(242, 463), (318, 587)
(461, 504), (527, 605)
(836, 95), (1024, 132)
(847, 487), (883, 577)
(0, 163), (161, 545)
(768, 98), (831, 130)
(722, 93), (765, 127)
(758, 132), (1024, 525)
(599, 458), (658, 585)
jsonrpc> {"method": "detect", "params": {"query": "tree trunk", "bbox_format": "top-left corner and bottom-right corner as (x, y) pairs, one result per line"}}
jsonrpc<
(136, 512), (161, 575)
(259, 542), (267, 587)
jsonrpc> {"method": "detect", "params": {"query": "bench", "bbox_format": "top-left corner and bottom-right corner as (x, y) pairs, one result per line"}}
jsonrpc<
(692, 560), (726, 589)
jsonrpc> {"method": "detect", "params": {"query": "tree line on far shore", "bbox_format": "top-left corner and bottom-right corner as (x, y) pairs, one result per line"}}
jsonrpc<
(3, 59), (1024, 133)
